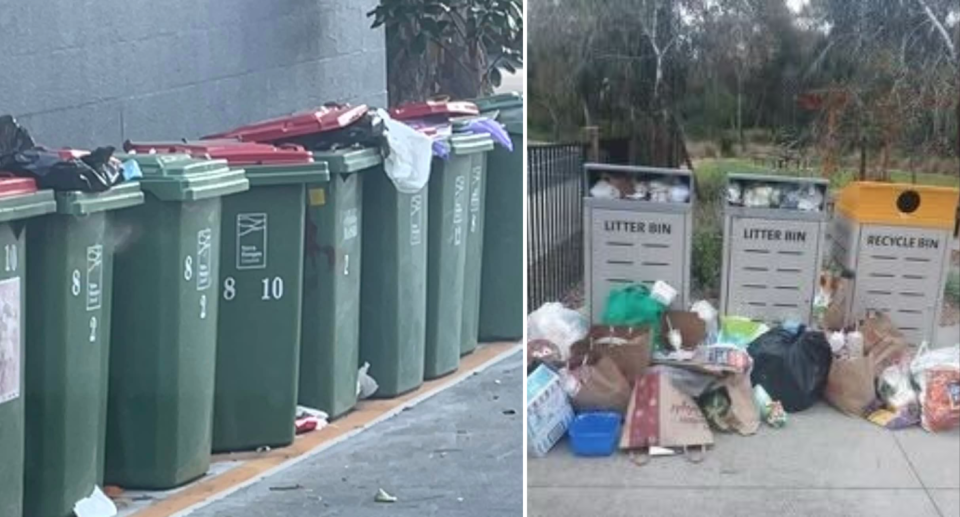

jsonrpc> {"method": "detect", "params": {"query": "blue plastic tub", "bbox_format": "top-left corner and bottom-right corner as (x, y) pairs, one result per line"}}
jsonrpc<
(568, 412), (622, 457)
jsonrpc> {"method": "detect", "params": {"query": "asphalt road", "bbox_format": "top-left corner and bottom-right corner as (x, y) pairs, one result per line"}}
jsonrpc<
(187, 350), (523, 517)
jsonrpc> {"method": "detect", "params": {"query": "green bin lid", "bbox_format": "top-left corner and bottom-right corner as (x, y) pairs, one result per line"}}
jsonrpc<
(120, 154), (250, 201)
(310, 147), (382, 174)
(449, 133), (494, 155)
(0, 178), (57, 223)
(54, 182), (145, 216)
(242, 161), (331, 186)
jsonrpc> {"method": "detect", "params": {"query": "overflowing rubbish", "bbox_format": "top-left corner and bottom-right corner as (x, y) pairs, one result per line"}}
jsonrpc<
(726, 177), (825, 212)
(528, 254), (958, 464)
(0, 115), (128, 192)
(589, 172), (691, 204)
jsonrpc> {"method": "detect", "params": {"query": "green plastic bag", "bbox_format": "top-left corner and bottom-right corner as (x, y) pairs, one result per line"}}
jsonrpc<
(601, 284), (665, 346)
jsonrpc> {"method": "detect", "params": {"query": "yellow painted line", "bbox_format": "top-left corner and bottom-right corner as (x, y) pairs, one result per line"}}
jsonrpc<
(130, 342), (518, 517)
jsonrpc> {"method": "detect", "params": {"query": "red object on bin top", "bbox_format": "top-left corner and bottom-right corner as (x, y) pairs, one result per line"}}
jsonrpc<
(389, 100), (479, 120)
(0, 177), (39, 198)
(123, 140), (314, 166)
(203, 104), (369, 143)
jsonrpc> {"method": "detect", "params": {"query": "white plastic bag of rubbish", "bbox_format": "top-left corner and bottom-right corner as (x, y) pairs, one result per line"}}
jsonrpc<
(590, 179), (621, 199)
(74, 486), (116, 517)
(379, 109), (433, 194)
(527, 302), (589, 360)
(357, 362), (379, 400)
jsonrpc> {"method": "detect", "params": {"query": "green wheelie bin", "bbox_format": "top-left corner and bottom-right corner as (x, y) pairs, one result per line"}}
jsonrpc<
(473, 93), (523, 342)
(459, 127), (495, 356)
(0, 178), (56, 517)
(205, 106), (371, 419)
(105, 154), (248, 489)
(299, 153), (364, 418)
(424, 132), (494, 378)
(24, 180), (143, 517)
(123, 141), (330, 452)
(358, 150), (429, 397)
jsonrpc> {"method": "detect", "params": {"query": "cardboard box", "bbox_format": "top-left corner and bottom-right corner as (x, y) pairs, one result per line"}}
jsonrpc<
(527, 365), (574, 457)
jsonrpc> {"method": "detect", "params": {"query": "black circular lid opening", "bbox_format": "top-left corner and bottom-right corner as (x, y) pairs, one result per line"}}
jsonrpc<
(896, 190), (921, 214)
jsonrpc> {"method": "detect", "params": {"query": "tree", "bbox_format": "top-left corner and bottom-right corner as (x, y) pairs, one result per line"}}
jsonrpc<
(368, 0), (523, 105)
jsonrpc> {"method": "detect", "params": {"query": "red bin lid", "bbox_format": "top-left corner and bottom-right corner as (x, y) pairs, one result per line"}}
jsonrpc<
(203, 104), (369, 143)
(123, 140), (314, 166)
(389, 100), (479, 120)
(0, 177), (39, 198)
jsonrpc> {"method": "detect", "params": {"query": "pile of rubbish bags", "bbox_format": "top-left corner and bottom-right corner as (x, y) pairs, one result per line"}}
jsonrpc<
(527, 278), (960, 460)
(0, 115), (138, 192)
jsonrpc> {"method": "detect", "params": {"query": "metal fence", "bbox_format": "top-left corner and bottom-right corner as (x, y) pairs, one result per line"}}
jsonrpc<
(527, 144), (585, 310)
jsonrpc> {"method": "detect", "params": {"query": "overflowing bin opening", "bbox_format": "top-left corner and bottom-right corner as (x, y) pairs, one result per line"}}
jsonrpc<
(583, 164), (694, 322)
(721, 173), (829, 325)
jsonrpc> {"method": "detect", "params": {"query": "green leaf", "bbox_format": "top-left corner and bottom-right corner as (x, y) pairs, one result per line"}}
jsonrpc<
(413, 32), (428, 55)
(489, 67), (503, 87)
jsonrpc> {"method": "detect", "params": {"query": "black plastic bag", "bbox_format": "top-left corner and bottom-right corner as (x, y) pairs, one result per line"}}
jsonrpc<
(1, 146), (122, 192)
(280, 106), (388, 156)
(0, 115), (35, 154)
(0, 114), (123, 192)
(748, 328), (833, 413)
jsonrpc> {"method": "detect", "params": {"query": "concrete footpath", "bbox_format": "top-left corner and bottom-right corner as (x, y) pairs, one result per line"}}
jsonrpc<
(183, 350), (523, 517)
(529, 404), (960, 517)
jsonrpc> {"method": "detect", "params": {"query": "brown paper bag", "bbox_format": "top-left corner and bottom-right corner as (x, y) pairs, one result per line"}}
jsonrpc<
(569, 354), (632, 413)
(721, 374), (761, 436)
(825, 312), (910, 417)
(571, 326), (652, 384)
(620, 370), (714, 450)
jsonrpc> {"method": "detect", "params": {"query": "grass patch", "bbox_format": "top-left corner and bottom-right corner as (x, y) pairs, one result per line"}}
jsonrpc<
(946, 270), (960, 306)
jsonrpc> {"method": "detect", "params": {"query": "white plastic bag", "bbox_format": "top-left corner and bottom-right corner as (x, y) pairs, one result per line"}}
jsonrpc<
(590, 180), (620, 199)
(527, 303), (589, 361)
(357, 362), (379, 400)
(379, 109), (433, 193)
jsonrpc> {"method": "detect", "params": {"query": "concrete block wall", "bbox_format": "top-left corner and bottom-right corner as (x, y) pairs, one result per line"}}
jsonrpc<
(0, 0), (386, 149)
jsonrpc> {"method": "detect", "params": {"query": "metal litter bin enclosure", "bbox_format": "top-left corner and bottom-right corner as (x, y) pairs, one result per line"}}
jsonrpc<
(0, 179), (56, 517)
(25, 182), (143, 517)
(583, 164), (694, 322)
(830, 182), (959, 345)
(720, 173), (828, 324)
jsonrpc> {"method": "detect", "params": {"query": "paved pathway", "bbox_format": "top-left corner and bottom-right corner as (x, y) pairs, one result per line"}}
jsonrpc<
(529, 403), (960, 517)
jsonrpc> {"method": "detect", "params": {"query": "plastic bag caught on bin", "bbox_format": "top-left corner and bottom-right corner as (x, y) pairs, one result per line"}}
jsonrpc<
(378, 109), (433, 194)
(357, 362), (379, 400)
(464, 118), (513, 151)
(527, 303), (589, 361)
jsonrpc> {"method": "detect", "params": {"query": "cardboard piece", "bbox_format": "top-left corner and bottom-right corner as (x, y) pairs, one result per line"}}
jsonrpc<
(620, 370), (714, 450)
(527, 365), (574, 457)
